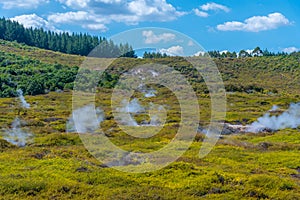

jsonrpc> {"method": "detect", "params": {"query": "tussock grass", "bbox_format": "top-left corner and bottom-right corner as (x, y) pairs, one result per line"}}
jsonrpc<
(0, 42), (299, 199)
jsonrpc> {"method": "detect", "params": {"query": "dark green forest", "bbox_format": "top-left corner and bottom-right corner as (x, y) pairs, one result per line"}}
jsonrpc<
(0, 17), (136, 57)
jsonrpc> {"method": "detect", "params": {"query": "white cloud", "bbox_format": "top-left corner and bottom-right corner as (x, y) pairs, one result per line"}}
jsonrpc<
(127, 0), (185, 21)
(11, 14), (62, 32)
(0, 0), (49, 9)
(57, 0), (122, 8)
(193, 2), (229, 18)
(220, 50), (229, 54)
(48, 11), (98, 23)
(193, 51), (206, 56)
(52, 0), (185, 31)
(100, 0), (122, 3)
(56, 0), (89, 8)
(282, 47), (299, 53)
(246, 49), (253, 54)
(83, 24), (108, 31)
(200, 2), (230, 13)
(240, 49), (263, 57)
(48, 11), (108, 31)
(159, 45), (184, 56)
(217, 12), (290, 32)
(193, 8), (209, 18)
(143, 30), (176, 44)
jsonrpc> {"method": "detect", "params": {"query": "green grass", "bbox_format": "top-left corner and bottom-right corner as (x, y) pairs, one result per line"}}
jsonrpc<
(0, 39), (84, 67)
(0, 89), (299, 199)
(0, 41), (299, 199)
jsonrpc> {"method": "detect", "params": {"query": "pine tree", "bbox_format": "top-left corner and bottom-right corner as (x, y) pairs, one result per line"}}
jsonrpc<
(0, 17), (136, 57)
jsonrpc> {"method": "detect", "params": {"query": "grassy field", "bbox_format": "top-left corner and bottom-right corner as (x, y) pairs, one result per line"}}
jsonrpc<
(0, 40), (299, 199)
(0, 39), (84, 67)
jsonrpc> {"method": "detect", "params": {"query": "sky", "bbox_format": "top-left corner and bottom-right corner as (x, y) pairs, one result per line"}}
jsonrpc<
(0, 0), (299, 54)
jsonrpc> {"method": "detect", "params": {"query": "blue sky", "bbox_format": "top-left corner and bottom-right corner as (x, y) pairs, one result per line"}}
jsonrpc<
(0, 0), (299, 53)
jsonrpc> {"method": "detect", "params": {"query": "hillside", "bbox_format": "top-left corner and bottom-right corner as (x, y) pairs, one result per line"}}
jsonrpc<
(0, 39), (84, 67)
(1, 39), (300, 96)
(0, 40), (299, 199)
(0, 17), (136, 57)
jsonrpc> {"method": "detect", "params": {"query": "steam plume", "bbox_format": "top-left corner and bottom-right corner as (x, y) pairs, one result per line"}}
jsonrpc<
(144, 89), (156, 98)
(66, 104), (104, 133)
(247, 103), (300, 133)
(269, 105), (279, 112)
(149, 103), (165, 126)
(116, 99), (165, 127)
(3, 118), (32, 147)
(116, 98), (143, 126)
(17, 89), (30, 108)
(119, 98), (145, 113)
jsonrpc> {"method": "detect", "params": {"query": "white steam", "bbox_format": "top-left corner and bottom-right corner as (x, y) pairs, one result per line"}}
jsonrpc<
(149, 70), (159, 77)
(116, 98), (165, 127)
(144, 89), (156, 98)
(119, 98), (145, 113)
(269, 105), (279, 112)
(247, 103), (300, 133)
(3, 118), (32, 147)
(116, 98), (143, 126)
(66, 104), (105, 133)
(148, 103), (165, 126)
(137, 83), (157, 98)
(17, 89), (30, 108)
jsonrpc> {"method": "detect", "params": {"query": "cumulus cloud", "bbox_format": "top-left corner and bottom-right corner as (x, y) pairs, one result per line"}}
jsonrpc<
(48, 11), (97, 23)
(142, 30), (176, 44)
(57, 0), (122, 8)
(159, 45), (184, 56)
(11, 14), (62, 32)
(200, 2), (230, 13)
(193, 8), (209, 18)
(217, 12), (290, 32)
(193, 51), (206, 56)
(83, 24), (108, 31)
(282, 47), (299, 53)
(193, 2), (229, 18)
(56, 0), (90, 8)
(220, 50), (229, 54)
(48, 11), (108, 31)
(127, 0), (185, 21)
(0, 0), (49, 9)
(51, 0), (185, 31)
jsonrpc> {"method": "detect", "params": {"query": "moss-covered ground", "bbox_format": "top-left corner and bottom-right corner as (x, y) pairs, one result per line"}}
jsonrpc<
(0, 40), (299, 199)
(0, 90), (299, 200)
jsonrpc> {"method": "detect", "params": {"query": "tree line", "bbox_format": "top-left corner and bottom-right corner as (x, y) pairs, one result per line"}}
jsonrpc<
(207, 47), (289, 58)
(0, 17), (136, 57)
(143, 52), (169, 59)
(143, 47), (293, 59)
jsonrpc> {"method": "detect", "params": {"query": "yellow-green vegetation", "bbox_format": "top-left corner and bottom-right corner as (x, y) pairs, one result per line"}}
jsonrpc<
(0, 89), (299, 199)
(0, 39), (84, 67)
(0, 42), (299, 199)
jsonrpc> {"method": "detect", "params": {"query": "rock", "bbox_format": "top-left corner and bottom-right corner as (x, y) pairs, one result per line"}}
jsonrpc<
(76, 166), (89, 172)
(43, 117), (63, 122)
(257, 142), (273, 150)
